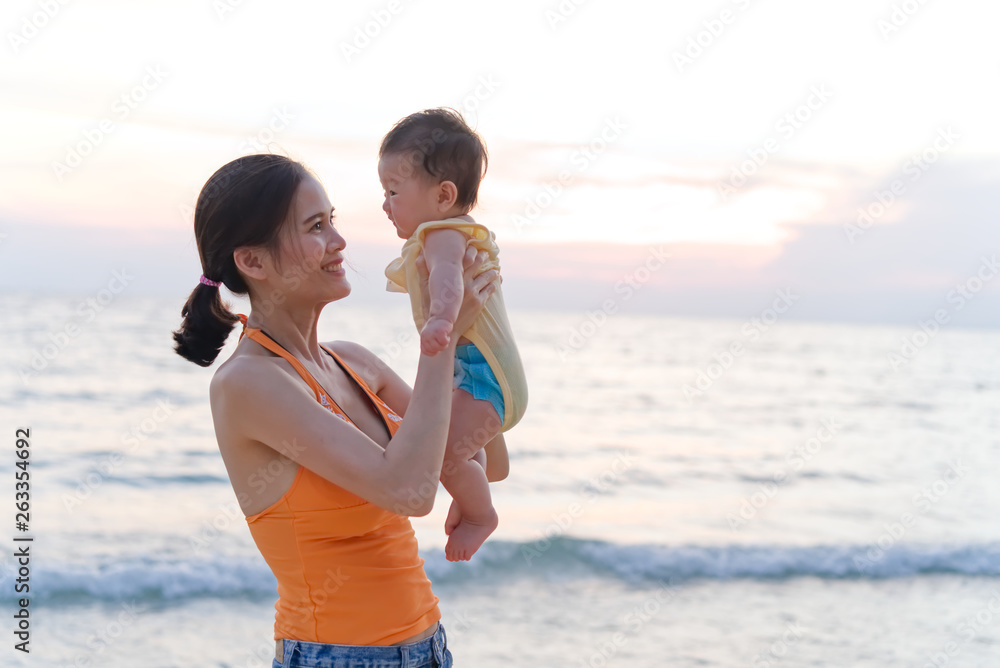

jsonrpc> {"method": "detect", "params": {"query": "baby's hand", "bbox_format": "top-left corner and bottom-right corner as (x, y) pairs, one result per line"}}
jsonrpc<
(421, 317), (453, 356)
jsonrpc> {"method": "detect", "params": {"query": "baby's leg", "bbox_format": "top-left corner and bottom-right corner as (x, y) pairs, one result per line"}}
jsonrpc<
(440, 389), (502, 561)
(444, 449), (486, 537)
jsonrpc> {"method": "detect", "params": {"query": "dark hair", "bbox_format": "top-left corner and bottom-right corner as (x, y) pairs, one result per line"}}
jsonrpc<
(379, 107), (488, 210)
(173, 154), (310, 366)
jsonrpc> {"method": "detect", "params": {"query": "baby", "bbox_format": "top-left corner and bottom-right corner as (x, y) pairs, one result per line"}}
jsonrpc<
(380, 108), (528, 561)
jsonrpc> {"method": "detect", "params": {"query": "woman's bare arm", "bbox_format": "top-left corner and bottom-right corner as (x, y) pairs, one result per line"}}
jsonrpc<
(211, 340), (456, 517)
(210, 251), (499, 516)
(361, 359), (509, 483)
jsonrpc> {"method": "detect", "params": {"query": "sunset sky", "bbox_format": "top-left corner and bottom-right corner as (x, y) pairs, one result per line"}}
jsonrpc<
(2, 0), (999, 325)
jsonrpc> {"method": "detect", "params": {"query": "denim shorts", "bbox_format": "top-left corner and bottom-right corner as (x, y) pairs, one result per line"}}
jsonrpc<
(273, 624), (452, 667)
(453, 343), (505, 422)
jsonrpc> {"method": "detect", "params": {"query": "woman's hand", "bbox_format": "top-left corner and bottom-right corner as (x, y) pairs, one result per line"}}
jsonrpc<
(453, 247), (499, 336)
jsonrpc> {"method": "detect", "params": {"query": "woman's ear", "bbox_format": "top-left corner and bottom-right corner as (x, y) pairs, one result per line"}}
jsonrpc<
(233, 246), (267, 281)
(436, 180), (459, 212)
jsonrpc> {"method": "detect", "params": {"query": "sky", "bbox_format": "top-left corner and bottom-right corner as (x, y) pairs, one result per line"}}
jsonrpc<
(1, 0), (999, 326)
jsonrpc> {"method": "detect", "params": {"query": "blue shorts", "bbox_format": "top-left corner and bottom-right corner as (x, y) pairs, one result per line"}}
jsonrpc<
(453, 343), (505, 422)
(273, 623), (452, 667)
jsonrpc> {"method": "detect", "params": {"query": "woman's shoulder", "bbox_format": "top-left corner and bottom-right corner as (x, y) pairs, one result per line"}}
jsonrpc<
(210, 345), (291, 405)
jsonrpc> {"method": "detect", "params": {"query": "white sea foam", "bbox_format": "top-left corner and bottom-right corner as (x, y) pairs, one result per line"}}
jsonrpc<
(5, 539), (1000, 605)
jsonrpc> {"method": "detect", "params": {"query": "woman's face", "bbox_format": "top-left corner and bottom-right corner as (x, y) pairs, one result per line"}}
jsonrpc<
(266, 175), (350, 304)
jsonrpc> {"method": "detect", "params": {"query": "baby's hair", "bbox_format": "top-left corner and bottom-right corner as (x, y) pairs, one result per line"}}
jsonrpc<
(379, 107), (488, 210)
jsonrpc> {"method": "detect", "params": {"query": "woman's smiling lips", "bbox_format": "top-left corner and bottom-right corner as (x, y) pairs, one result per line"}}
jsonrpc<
(322, 257), (344, 275)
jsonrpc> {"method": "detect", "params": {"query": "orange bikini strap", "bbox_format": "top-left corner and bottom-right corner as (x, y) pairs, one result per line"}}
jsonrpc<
(319, 344), (403, 434)
(238, 314), (338, 412)
(236, 315), (400, 432)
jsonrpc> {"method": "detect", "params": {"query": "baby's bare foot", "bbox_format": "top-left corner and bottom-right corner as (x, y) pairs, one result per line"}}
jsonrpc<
(444, 499), (462, 536)
(444, 508), (498, 562)
(420, 318), (452, 356)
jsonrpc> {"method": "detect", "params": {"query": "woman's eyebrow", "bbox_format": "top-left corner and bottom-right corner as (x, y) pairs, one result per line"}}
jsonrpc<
(302, 209), (331, 225)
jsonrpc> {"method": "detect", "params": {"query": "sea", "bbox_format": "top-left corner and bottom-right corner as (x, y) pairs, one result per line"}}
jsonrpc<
(1, 292), (999, 667)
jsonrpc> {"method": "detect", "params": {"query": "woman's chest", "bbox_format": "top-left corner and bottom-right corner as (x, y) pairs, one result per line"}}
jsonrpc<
(307, 364), (392, 448)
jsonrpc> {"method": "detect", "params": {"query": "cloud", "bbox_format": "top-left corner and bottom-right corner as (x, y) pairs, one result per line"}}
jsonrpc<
(758, 157), (1000, 325)
(4, 156), (999, 328)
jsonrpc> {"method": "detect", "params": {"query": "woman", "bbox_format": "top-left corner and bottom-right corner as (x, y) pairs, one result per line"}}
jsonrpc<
(173, 154), (501, 667)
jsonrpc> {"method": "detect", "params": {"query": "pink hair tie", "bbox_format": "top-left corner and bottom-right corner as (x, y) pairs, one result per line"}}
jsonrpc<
(199, 275), (222, 288)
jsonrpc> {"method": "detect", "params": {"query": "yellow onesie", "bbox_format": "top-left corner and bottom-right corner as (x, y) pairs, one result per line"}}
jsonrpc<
(385, 216), (528, 431)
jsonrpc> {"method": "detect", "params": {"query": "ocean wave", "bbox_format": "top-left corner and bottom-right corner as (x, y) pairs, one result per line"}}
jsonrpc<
(425, 537), (1000, 584)
(3, 538), (1000, 605)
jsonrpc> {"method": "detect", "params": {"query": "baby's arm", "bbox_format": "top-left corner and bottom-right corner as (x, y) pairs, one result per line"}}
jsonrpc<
(420, 227), (470, 355)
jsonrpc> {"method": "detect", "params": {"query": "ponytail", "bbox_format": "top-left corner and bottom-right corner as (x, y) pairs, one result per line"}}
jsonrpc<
(172, 283), (240, 367)
(172, 154), (309, 366)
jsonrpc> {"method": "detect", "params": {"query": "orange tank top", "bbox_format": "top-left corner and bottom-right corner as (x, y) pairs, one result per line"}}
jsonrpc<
(237, 317), (441, 645)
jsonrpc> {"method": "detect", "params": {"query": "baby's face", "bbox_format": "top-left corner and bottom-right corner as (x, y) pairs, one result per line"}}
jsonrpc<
(378, 153), (440, 240)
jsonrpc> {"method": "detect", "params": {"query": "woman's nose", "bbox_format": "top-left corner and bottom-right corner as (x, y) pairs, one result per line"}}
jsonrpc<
(328, 226), (346, 250)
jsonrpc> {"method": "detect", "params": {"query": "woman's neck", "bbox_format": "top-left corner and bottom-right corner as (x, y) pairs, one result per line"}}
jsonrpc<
(244, 299), (327, 364)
